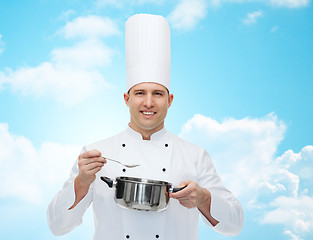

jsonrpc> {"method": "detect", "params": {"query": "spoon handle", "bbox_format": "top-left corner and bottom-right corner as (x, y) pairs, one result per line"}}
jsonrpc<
(103, 157), (121, 164)
(102, 156), (140, 168)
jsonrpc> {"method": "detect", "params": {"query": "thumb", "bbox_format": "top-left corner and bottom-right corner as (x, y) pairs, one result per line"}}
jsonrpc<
(178, 180), (191, 188)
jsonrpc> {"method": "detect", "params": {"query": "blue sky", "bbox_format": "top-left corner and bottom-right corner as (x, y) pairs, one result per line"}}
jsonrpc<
(0, 0), (312, 239)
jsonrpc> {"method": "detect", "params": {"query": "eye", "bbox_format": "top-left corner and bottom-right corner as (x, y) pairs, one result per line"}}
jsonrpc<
(135, 91), (144, 95)
(154, 92), (163, 96)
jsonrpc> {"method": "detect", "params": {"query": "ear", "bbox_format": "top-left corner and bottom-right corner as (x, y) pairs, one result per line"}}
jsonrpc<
(124, 93), (130, 106)
(168, 94), (174, 108)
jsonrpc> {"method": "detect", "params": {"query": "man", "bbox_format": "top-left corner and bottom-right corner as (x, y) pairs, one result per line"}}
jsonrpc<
(47, 14), (243, 239)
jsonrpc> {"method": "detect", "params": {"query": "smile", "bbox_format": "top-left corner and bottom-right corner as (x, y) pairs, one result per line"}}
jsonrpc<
(141, 111), (156, 116)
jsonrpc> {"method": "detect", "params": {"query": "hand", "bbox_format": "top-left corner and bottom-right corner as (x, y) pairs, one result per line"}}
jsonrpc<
(170, 180), (219, 226)
(169, 180), (209, 209)
(76, 149), (107, 187)
(69, 149), (106, 210)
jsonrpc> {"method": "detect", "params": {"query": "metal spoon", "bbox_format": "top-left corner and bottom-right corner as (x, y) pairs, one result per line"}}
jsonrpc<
(103, 156), (140, 168)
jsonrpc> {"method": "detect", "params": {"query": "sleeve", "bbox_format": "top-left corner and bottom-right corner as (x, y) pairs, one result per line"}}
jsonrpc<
(47, 147), (93, 235)
(197, 149), (244, 236)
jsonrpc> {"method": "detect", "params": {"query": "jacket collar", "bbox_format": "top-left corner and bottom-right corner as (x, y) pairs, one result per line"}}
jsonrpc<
(126, 125), (167, 141)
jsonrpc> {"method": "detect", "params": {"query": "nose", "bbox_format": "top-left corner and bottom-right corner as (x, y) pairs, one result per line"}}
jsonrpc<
(144, 93), (154, 108)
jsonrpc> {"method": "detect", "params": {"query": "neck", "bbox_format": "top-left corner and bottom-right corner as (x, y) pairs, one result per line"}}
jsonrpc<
(141, 132), (152, 140)
(128, 123), (164, 140)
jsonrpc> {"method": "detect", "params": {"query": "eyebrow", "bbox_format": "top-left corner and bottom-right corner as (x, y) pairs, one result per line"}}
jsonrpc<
(153, 89), (166, 93)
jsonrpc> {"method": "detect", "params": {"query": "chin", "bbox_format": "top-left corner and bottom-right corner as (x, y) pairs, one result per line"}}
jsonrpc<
(138, 123), (160, 130)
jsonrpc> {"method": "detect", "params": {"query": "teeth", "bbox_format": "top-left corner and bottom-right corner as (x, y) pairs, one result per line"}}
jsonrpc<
(142, 112), (154, 115)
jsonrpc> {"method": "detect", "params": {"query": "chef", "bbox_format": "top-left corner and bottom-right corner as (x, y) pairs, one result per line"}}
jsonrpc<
(47, 14), (244, 239)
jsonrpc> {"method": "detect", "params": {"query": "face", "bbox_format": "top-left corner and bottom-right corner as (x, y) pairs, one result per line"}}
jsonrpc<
(124, 82), (173, 138)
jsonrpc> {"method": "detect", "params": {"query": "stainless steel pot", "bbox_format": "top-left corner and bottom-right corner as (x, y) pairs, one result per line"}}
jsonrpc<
(100, 176), (185, 212)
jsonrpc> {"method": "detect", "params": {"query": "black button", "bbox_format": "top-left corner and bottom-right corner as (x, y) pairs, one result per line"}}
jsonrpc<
(155, 235), (159, 238)
(126, 235), (130, 238)
(122, 144), (126, 147)
(122, 168), (126, 172)
(162, 168), (166, 172)
(165, 144), (168, 147)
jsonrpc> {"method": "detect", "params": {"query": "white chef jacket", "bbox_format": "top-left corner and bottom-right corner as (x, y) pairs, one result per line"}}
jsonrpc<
(47, 127), (243, 239)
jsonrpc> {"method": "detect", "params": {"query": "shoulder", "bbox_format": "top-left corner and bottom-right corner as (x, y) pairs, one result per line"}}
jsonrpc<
(83, 130), (126, 151)
(166, 130), (213, 172)
(166, 130), (205, 154)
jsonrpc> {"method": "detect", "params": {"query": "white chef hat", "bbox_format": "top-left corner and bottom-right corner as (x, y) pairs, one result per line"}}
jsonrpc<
(125, 14), (171, 92)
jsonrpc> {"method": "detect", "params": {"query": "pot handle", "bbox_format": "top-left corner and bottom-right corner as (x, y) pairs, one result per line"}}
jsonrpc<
(170, 185), (187, 193)
(100, 176), (114, 188)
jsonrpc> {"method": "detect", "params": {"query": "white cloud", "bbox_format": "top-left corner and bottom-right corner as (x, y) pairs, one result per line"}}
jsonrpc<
(60, 15), (120, 40)
(0, 122), (81, 203)
(211, 0), (310, 8)
(270, 0), (310, 8)
(93, 0), (309, 32)
(277, 146), (313, 181)
(0, 16), (119, 105)
(179, 113), (286, 197)
(284, 230), (303, 240)
(243, 10), (263, 25)
(260, 146), (313, 238)
(179, 113), (313, 238)
(57, 9), (77, 21)
(262, 195), (313, 238)
(51, 39), (114, 70)
(167, 0), (207, 30)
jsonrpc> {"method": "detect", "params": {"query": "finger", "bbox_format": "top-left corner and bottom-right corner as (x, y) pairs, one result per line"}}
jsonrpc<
(86, 166), (103, 175)
(170, 183), (193, 199)
(101, 157), (107, 164)
(178, 180), (191, 187)
(79, 157), (106, 166)
(79, 149), (102, 159)
(80, 161), (105, 172)
(171, 190), (192, 200)
(178, 200), (195, 209)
